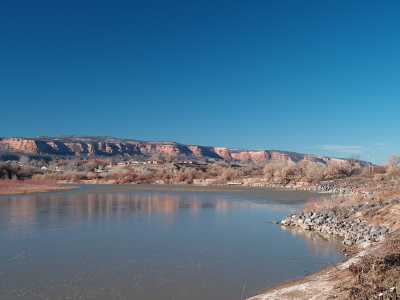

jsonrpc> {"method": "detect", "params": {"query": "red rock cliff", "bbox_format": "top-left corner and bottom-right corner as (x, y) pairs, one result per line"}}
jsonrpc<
(0, 138), (39, 154)
(0, 136), (348, 165)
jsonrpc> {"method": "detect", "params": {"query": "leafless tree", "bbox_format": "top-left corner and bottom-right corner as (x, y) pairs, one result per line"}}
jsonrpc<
(345, 154), (361, 177)
(303, 161), (325, 182)
(386, 155), (400, 176)
(19, 155), (30, 166)
(263, 161), (288, 182)
(332, 155), (361, 177)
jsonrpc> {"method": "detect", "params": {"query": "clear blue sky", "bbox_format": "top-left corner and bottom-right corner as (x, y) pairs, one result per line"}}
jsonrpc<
(1, 0), (399, 164)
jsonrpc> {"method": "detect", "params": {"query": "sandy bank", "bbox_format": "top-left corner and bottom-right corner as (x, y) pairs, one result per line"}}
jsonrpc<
(0, 185), (77, 195)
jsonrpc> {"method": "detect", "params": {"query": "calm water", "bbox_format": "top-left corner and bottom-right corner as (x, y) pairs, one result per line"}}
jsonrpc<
(0, 185), (344, 300)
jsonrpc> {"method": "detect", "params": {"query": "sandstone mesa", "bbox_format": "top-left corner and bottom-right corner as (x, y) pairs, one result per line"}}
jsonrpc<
(0, 136), (349, 166)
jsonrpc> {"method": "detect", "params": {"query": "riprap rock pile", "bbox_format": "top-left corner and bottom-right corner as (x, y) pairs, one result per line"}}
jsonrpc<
(279, 212), (388, 245)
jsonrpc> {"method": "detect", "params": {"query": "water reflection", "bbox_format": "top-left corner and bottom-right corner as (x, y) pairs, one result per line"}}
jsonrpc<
(0, 186), (343, 300)
(281, 225), (343, 261)
(0, 192), (300, 232)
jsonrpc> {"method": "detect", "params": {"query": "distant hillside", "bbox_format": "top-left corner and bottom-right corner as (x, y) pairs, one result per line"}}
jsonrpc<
(0, 135), (353, 165)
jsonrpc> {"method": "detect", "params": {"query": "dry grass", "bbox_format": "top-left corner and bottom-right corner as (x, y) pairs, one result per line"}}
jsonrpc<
(0, 179), (66, 194)
(375, 189), (400, 202)
(356, 203), (400, 231)
(347, 193), (370, 206)
(300, 190), (399, 215)
(346, 232), (400, 300)
(300, 196), (348, 213)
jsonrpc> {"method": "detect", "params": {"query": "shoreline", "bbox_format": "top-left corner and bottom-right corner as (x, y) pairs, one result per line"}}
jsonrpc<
(0, 185), (77, 195)
(247, 242), (367, 300)
(247, 184), (400, 299)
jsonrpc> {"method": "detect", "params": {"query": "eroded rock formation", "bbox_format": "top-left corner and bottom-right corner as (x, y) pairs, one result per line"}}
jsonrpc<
(0, 136), (348, 164)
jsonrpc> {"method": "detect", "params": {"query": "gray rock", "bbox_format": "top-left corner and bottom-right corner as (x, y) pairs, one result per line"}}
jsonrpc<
(343, 239), (354, 245)
(370, 226), (378, 233)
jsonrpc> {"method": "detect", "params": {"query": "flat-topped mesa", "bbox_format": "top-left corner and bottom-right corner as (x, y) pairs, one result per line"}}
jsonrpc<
(211, 147), (232, 160)
(0, 138), (39, 154)
(231, 150), (270, 161)
(230, 150), (295, 162)
(0, 136), (353, 165)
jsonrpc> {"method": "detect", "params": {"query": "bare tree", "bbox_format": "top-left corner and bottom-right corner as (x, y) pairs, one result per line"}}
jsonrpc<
(325, 155), (361, 179)
(263, 161), (288, 182)
(345, 154), (361, 177)
(19, 155), (30, 166)
(387, 155), (400, 169)
(278, 164), (295, 183)
(386, 155), (400, 176)
(303, 161), (325, 182)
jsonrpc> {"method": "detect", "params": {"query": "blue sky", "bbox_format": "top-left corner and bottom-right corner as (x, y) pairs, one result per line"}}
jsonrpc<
(1, 0), (399, 164)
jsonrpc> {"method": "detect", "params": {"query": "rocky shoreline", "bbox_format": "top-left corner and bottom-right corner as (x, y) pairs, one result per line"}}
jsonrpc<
(263, 180), (376, 195)
(248, 179), (400, 300)
(278, 208), (389, 246)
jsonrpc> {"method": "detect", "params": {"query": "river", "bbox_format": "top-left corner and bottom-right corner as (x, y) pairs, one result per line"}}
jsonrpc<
(0, 184), (344, 300)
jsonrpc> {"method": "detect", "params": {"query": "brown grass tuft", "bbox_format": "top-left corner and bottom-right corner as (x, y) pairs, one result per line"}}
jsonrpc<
(300, 196), (348, 213)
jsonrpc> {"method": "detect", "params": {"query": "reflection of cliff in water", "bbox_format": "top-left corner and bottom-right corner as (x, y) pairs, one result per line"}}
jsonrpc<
(0, 192), (298, 230)
(0, 193), (295, 220)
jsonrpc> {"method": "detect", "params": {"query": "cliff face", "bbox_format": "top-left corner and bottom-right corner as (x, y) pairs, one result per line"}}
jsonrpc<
(0, 138), (39, 154)
(0, 136), (346, 165)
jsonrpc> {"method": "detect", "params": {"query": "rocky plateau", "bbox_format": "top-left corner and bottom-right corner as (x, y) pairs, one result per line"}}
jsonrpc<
(0, 135), (350, 164)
